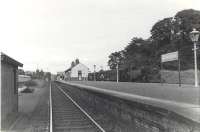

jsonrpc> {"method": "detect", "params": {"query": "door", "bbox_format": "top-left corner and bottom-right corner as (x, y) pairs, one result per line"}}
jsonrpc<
(78, 71), (82, 80)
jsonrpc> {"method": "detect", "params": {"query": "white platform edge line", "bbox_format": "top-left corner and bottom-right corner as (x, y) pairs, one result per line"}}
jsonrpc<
(58, 87), (106, 132)
(50, 82), (53, 132)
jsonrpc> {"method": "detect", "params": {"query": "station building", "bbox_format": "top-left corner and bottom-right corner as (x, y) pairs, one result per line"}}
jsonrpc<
(64, 63), (89, 81)
(0, 52), (23, 129)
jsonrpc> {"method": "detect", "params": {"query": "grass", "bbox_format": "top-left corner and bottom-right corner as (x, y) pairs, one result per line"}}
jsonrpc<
(69, 80), (199, 105)
(14, 80), (49, 131)
(162, 69), (199, 84)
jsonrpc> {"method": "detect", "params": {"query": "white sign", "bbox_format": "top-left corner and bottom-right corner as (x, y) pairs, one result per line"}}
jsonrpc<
(161, 51), (178, 62)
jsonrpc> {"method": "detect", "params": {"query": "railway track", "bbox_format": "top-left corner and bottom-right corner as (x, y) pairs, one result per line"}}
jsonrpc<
(50, 82), (105, 132)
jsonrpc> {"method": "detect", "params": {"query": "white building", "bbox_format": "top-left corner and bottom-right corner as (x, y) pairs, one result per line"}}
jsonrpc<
(65, 63), (89, 81)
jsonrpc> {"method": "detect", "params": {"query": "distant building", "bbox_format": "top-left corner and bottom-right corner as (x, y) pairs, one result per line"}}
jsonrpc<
(18, 75), (31, 88)
(24, 71), (34, 76)
(64, 63), (89, 81)
(18, 75), (31, 83)
(51, 74), (57, 81)
(0, 52), (23, 129)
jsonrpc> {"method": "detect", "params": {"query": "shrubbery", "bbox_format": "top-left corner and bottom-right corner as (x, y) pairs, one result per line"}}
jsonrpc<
(21, 88), (34, 93)
(24, 80), (37, 87)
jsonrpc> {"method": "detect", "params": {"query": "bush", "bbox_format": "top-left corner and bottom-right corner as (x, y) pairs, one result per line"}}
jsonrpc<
(24, 80), (37, 87)
(21, 88), (34, 93)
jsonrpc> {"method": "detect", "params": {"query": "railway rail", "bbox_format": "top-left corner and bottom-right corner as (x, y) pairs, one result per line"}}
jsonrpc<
(50, 82), (105, 132)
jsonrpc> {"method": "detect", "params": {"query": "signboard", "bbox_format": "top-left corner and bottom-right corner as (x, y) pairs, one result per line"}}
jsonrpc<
(161, 51), (178, 62)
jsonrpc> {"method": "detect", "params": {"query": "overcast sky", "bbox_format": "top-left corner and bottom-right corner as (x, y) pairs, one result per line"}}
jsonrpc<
(0, 0), (200, 74)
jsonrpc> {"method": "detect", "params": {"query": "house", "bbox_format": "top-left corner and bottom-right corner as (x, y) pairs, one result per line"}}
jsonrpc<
(0, 52), (23, 129)
(64, 63), (89, 81)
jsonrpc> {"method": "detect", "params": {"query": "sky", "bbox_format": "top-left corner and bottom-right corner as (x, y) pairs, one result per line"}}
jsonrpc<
(0, 0), (200, 74)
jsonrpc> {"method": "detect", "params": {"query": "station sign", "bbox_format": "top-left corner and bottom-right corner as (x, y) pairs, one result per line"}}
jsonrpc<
(161, 51), (178, 63)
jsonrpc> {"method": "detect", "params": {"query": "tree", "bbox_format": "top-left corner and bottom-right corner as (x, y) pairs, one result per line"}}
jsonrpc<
(35, 69), (45, 79)
(40, 69), (44, 78)
(151, 9), (200, 46)
(175, 9), (200, 69)
(123, 37), (156, 69)
(175, 9), (200, 33)
(150, 9), (200, 70)
(36, 69), (40, 78)
(107, 9), (200, 82)
(44, 72), (51, 81)
(108, 51), (124, 69)
(150, 18), (172, 47)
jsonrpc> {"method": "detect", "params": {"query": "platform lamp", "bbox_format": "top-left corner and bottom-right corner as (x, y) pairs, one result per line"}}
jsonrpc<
(189, 28), (200, 87)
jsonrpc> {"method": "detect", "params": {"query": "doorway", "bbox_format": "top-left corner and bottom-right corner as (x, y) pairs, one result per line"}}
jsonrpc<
(78, 70), (82, 80)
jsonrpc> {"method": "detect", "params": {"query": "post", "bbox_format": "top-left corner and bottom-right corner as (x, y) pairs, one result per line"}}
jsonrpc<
(194, 42), (199, 87)
(0, 53), (1, 130)
(49, 82), (53, 132)
(94, 71), (96, 81)
(117, 63), (119, 83)
(160, 62), (163, 85)
(178, 55), (181, 87)
(94, 65), (96, 81)
(178, 32), (183, 87)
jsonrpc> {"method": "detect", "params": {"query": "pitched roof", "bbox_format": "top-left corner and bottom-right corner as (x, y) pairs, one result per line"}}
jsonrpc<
(64, 68), (72, 73)
(1, 52), (23, 67)
(65, 63), (89, 73)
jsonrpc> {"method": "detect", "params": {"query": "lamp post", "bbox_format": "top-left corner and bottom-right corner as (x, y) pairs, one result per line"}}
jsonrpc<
(94, 65), (96, 81)
(116, 57), (120, 83)
(189, 28), (200, 87)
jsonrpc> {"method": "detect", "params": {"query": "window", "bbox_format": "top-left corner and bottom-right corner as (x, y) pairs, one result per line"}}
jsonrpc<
(13, 68), (17, 94)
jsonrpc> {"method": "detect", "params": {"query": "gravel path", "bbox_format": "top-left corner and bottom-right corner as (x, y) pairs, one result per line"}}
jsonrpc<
(9, 80), (50, 132)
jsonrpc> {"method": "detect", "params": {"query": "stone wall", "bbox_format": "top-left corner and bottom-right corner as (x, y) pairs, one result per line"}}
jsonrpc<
(56, 82), (200, 132)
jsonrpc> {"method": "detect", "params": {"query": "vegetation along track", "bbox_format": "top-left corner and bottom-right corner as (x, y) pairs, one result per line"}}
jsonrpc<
(51, 82), (105, 132)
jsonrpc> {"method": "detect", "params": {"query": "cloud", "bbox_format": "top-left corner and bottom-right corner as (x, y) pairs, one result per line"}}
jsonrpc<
(0, 0), (199, 73)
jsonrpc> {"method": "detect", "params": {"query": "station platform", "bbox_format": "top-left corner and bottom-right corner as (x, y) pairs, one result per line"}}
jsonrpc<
(59, 80), (200, 123)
